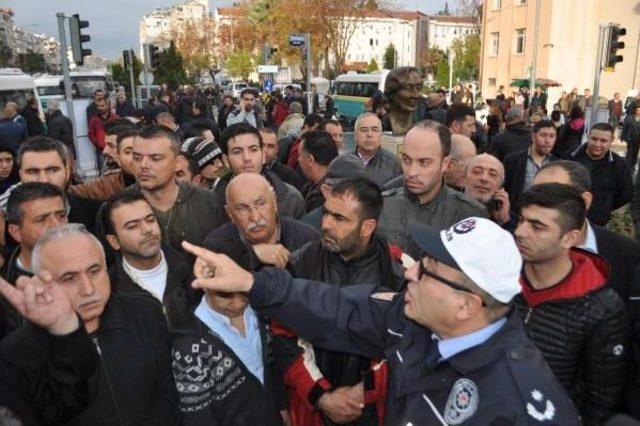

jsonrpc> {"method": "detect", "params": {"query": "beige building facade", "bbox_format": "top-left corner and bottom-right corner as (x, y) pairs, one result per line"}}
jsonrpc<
(480, 0), (640, 103)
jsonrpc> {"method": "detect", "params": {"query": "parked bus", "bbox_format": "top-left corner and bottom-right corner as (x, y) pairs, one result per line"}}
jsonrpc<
(0, 68), (44, 123)
(34, 74), (63, 110)
(331, 71), (389, 126)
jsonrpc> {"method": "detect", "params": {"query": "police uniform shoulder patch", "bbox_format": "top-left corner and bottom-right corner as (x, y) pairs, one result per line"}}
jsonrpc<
(371, 292), (396, 302)
(444, 378), (479, 424)
(526, 389), (556, 422)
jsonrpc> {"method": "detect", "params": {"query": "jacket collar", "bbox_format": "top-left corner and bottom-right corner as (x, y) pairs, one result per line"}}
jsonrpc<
(97, 295), (126, 331)
(115, 243), (189, 294)
(570, 143), (614, 162)
(404, 180), (448, 206)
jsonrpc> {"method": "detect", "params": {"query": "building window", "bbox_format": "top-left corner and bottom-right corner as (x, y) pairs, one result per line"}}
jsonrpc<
(517, 0), (528, 4)
(370, 38), (373, 46)
(494, 0), (502, 9)
(515, 29), (525, 54)
(490, 32), (499, 56)
(489, 78), (497, 86)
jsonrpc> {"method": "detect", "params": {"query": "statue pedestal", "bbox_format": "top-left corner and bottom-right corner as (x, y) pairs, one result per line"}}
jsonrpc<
(381, 132), (404, 157)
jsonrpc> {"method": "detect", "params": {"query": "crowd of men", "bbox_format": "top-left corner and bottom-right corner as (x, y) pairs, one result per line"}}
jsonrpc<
(1, 80), (640, 426)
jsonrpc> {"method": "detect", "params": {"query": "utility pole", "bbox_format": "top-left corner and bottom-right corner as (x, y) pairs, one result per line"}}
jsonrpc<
(590, 24), (608, 126)
(127, 49), (137, 108)
(529, 0), (542, 96)
(56, 13), (79, 158)
(448, 48), (455, 102)
(305, 33), (312, 114)
(142, 43), (150, 103)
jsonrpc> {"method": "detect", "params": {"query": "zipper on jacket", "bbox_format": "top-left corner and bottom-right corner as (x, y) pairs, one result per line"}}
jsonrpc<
(92, 337), (126, 426)
(524, 307), (533, 324)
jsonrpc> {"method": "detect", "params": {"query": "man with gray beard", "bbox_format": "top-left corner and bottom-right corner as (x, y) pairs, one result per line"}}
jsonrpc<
(202, 173), (318, 271)
(274, 177), (404, 426)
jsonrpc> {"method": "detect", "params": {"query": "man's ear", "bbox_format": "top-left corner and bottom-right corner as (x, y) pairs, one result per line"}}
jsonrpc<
(7, 224), (21, 245)
(105, 234), (121, 251)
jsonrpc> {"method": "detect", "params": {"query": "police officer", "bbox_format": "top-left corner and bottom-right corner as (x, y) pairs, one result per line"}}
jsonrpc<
(377, 120), (486, 259)
(182, 217), (580, 425)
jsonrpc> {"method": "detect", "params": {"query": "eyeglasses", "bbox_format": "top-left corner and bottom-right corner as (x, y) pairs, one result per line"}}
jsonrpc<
(233, 199), (268, 217)
(417, 256), (486, 306)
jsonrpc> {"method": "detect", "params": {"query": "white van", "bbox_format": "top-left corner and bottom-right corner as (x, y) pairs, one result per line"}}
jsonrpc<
(0, 68), (44, 120)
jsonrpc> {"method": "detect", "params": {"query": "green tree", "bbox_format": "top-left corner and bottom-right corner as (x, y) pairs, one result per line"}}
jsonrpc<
(383, 43), (396, 70)
(0, 45), (12, 67)
(435, 56), (450, 88)
(366, 57), (379, 72)
(451, 34), (481, 81)
(226, 50), (254, 81)
(18, 51), (45, 73)
(109, 54), (143, 96)
(155, 41), (188, 90)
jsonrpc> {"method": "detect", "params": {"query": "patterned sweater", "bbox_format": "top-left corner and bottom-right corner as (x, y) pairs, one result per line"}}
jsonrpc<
(171, 317), (283, 426)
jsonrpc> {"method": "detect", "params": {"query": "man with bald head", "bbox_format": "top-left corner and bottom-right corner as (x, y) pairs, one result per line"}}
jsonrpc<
(463, 154), (512, 227)
(0, 101), (28, 152)
(444, 134), (476, 191)
(353, 112), (402, 187)
(203, 173), (318, 270)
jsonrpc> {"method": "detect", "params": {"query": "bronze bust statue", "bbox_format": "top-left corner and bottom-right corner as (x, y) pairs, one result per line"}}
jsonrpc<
(384, 67), (424, 136)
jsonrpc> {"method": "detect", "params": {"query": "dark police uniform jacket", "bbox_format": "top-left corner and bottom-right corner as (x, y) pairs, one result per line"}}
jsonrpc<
(247, 268), (580, 425)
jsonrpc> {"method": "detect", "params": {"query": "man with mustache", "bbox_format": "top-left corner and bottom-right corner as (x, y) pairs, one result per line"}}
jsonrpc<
(104, 191), (199, 329)
(22, 223), (179, 425)
(203, 173), (318, 271)
(353, 113), (402, 188)
(278, 177), (404, 426)
(378, 120), (486, 259)
(503, 120), (557, 212)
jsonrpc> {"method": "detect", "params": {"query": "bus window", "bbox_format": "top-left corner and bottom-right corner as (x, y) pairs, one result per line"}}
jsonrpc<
(37, 86), (63, 96)
(0, 89), (32, 109)
(71, 76), (107, 98)
(363, 83), (378, 98)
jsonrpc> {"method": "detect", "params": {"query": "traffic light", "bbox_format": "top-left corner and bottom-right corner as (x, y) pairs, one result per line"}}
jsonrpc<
(147, 44), (160, 70)
(606, 25), (626, 70)
(69, 14), (91, 66)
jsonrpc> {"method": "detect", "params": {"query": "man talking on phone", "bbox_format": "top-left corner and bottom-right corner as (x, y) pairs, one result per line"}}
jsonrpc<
(226, 88), (264, 129)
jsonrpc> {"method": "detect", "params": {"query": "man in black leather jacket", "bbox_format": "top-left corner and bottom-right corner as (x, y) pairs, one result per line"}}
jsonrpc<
(514, 183), (629, 425)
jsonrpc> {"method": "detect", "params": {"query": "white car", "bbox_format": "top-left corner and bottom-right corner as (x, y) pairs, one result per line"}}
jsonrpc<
(224, 82), (249, 99)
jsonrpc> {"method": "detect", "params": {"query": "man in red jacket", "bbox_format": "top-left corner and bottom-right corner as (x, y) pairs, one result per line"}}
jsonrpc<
(88, 98), (118, 170)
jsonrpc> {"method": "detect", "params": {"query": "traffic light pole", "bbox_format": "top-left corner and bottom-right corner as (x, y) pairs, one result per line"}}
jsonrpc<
(305, 33), (312, 114)
(127, 50), (137, 108)
(590, 24), (608, 126)
(56, 13), (79, 156)
(142, 44), (150, 103)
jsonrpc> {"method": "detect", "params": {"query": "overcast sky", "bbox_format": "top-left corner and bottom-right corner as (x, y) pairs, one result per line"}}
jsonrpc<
(7, 0), (447, 59)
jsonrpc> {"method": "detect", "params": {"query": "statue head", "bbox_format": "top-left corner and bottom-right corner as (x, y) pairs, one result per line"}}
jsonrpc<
(384, 67), (423, 114)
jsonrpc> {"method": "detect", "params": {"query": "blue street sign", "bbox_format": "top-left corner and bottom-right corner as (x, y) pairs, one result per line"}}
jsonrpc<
(264, 79), (273, 92)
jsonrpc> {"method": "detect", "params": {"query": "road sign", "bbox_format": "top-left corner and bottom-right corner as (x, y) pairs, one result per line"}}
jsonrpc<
(258, 65), (278, 73)
(264, 79), (273, 92)
(289, 33), (306, 47)
(138, 71), (154, 85)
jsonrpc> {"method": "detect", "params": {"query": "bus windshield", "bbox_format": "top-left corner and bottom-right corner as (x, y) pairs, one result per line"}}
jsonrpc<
(71, 76), (107, 98)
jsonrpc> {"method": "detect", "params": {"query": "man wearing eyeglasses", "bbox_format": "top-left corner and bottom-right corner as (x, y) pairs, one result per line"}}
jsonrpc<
(181, 216), (580, 425)
(353, 113), (402, 188)
(203, 173), (318, 271)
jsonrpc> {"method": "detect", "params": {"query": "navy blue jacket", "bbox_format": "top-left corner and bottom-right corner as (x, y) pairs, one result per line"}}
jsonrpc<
(0, 117), (27, 153)
(247, 268), (580, 425)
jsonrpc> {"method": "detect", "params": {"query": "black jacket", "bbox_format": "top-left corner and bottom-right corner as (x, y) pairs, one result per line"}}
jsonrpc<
(554, 121), (585, 158)
(277, 134), (297, 165)
(20, 106), (44, 137)
(202, 216), (319, 271)
(489, 122), (532, 162)
(247, 268), (580, 425)
(58, 293), (179, 426)
(622, 117), (640, 143)
(265, 160), (301, 190)
(503, 148), (556, 211)
(67, 192), (102, 234)
(172, 315), (281, 426)
(0, 323), (98, 426)
(115, 100), (136, 118)
(109, 244), (200, 330)
(516, 249), (629, 425)
(0, 247), (34, 339)
(567, 145), (633, 225)
(47, 110), (75, 155)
